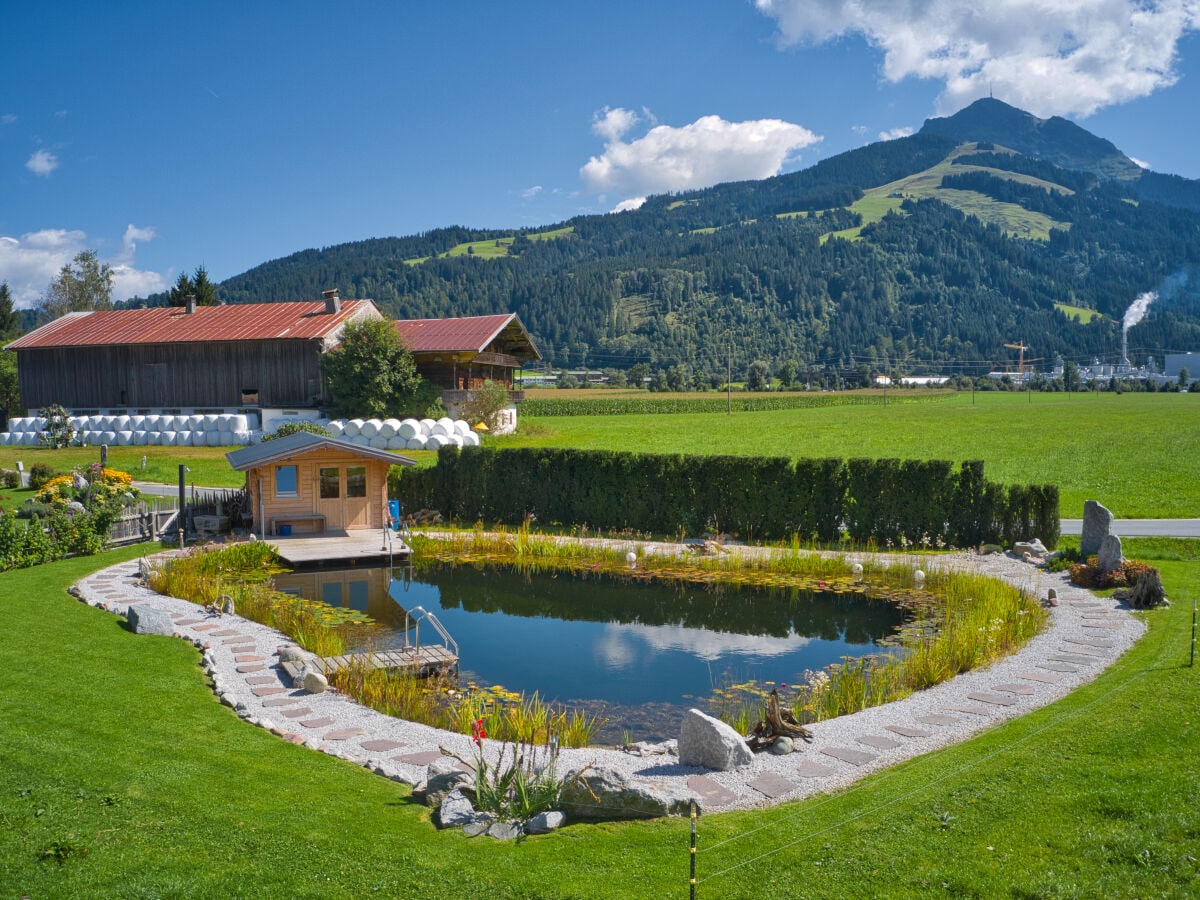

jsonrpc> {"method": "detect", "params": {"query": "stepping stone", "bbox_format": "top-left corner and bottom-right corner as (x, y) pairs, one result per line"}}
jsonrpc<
(916, 714), (959, 727)
(236, 664), (265, 674)
(360, 739), (407, 752)
(211, 629), (242, 637)
(192, 623), (221, 632)
(300, 717), (335, 729)
(1018, 671), (1063, 684)
(946, 704), (993, 716)
(393, 750), (444, 766)
(1064, 637), (1114, 648)
(792, 759), (837, 778)
(1037, 663), (1079, 673)
(1082, 623), (1123, 630)
(747, 772), (801, 799)
(1057, 645), (1107, 657)
(885, 725), (933, 738)
(175, 618), (203, 626)
(821, 746), (878, 766)
(992, 683), (1036, 695)
(261, 696), (303, 707)
(967, 692), (1017, 707)
(222, 635), (252, 644)
(324, 728), (367, 741)
(687, 775), (739, 807)
(1047, 654), (1097, 664)
(235, 655), (265, 663)
(281, 707), (315, 719)
(245, 675), (279, 686)
(1080, 612), (1114, 618)
(251, 687), (287, 697)
(857, 735), (902, 750)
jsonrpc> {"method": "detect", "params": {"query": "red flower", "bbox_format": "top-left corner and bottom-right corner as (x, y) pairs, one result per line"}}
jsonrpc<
(471, 718), (487, 747)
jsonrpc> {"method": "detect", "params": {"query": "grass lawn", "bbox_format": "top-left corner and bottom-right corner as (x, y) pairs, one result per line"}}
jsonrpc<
(2, 541), (1198, 897)
(505, 391), (1199, 519)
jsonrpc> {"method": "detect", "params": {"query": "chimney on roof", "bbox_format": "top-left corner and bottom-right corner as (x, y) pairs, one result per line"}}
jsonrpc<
(185, 294), (197, 314)
(323, 288), (341, 314)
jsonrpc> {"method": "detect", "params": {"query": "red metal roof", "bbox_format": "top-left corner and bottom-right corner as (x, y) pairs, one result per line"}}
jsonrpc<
(392, 314), (519, 354)
(6, 301), (377, 349)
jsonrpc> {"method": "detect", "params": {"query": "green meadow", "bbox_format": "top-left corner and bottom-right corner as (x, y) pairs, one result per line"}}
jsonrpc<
(2, 540), (1198, 897)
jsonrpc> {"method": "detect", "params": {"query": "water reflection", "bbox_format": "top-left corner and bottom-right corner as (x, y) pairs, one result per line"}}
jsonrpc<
(274, 563), (908, 743)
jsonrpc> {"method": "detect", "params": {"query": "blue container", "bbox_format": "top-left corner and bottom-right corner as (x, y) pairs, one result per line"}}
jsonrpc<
(278, 524), (292, 536)
(388, 499), (401, 530)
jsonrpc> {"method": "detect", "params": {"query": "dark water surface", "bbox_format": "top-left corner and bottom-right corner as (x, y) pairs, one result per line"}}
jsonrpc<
(274, 564), (908, 743)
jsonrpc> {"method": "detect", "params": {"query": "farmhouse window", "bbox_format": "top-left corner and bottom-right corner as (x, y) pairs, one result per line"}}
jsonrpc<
(346, 466), (367, 498)
(319, 467), (340, 499)
(275, 465), (298, 497)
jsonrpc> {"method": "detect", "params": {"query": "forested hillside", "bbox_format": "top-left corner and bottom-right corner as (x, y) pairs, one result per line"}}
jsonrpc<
(186, 100), (1200, 378)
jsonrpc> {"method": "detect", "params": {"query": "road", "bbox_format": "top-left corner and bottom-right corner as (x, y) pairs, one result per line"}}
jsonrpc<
(1059, 519), (1200, 538)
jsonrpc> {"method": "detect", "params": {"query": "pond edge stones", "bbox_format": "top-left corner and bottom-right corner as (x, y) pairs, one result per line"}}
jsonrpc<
(678, 708), (754, 770)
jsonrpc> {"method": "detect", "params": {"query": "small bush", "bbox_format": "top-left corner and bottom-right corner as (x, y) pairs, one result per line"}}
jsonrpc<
(0, 469), (19, 489)
(29, 463), (56, 490)
(1068, 556), (1159, 589)
(261, 421), (331, 442)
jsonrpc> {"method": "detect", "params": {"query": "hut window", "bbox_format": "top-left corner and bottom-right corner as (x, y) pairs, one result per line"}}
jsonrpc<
(319, 467), (340, 499)
(346, 466), (367, 498)
(275, 465), (298, 497)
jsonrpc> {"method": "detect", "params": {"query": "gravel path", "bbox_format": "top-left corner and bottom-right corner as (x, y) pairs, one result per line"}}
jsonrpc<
(72, 545), (1143, 813)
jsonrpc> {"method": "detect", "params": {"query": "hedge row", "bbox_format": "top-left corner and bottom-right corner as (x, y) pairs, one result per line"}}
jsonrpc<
(395, 447), (1060, 549)
(519, 392), (951, 417)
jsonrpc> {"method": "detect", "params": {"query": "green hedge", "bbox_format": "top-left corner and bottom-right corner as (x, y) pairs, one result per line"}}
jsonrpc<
(520, 392), (954, 417)
(393, 447), (1060, 549)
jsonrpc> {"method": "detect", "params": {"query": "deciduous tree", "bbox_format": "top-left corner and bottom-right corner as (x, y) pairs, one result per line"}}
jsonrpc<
(36, 251), (113, 323)
(320, 319), (422, 418)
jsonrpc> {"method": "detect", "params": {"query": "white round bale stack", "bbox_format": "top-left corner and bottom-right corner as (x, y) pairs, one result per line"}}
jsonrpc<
(419, 418), (436, 435)
(425, 434), (450, 450)
(454, 420), (471, 437)
(379, 418), (400, 439)
(359, 419), (380, 439)
(398, 419), (420, 439)
(462, 430), (481, 447)
(328, 420), (345, 437)
(405, 435), (427, 451)
(116, 431), (133, 446)
(343, 419), (364, 437)
(369, 435), (389, 449)
(132, 431), (148, 446)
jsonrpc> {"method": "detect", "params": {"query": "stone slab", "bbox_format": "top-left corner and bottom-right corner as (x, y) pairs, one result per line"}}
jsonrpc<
(1047, 654), (1097, 665)
(245, 675), (279, 685)
(324, 728), (366, 741)
(1037, 663), (1079, 673)
(235, 665), (265, 674)
(300, 717), (335, 729)
(1057, 645), (1107, 657)
(1064, 637), (1114, 648)
(857, 735), (902, 750)
(946, 704), (993, 716)
(1018, 671), (1063, 683)
(191, 623), (221, 632)
(261, 696), (303, 707)
(392, 750), (444, 766)
(992, 683), (1036, 695)
(687, 775), (740, 807)
(235, 655), (265, 663)
(1082, 623), (1123, 631)
(221, 635), (252, 644)
(281, 707), (315, 719)
(916, 714), (960, 726)
(884, 725), (933, 738)
(211, 629), (242, 637)
(821, 746), (878, 766)
(360, 739), (407, 752)
(791, 759), (837, 778)
(967, 692), (1017, 707)
(251, 687), (287, 697)
(746, 771), (801, 799)
(175, 618), (204, 626)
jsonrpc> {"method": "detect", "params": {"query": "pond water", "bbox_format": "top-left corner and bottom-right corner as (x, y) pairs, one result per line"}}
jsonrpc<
(273, 564), (908, 744)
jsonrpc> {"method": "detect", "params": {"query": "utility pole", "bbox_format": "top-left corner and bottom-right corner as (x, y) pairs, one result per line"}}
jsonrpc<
(727, 344), (732, 416)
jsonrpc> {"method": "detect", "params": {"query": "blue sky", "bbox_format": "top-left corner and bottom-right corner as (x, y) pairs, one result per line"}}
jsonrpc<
(3, 1), (1199, 307)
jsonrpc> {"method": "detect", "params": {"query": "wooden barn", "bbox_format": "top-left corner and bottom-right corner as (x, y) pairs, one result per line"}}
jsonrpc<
(225, 431), (413, 536)
(5, 292), (380, 413)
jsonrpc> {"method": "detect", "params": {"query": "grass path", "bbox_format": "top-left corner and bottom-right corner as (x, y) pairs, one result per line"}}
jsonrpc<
(2, 541), (1198, 896)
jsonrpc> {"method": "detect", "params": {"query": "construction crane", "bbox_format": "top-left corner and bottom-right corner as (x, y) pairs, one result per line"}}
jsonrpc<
(1003, 342), (1044, 382)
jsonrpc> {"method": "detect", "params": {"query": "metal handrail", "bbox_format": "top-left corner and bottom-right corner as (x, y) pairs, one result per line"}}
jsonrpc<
(404, 604), (459, 659)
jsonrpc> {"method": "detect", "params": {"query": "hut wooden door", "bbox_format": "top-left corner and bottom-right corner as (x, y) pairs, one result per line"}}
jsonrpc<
(342, 465), (371, 530)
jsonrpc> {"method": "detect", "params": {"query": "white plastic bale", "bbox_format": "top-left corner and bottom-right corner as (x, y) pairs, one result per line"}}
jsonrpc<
(351, 435), (370, 447)
(385, 436), (406, 450)
(405, 436), (427, 451)
(447, 434), (464, 448)
(398, 419), (420, 439)
(132, 431), (148, 446)
(359, 419), (380, 439)
(368, 435), (389, 449)
(244, 413), (260, 430)
(418, 418), (436, 435)
(206, 431), (224, 447)
(185, 414), (201, 429)
(203, 414), (219, 429)
(144, 432), (161, 445)
(114, 415), (131, 430)
(0, 433), (9, 446)
(233, 430), (252, 445)
(177, 431), (193, 447)
(218, 430), (235, 446)
(98, 430), (116, 445)
(462, 431), (481, 447)
(425, 434), (450, 449)
(328, 420), (345, 437)
(129, 415), (145, 430)
(115, 431), (133, 446)
(159, 431), (177, 446)
(6, 418), (22, 433)
(228, 414), (247, 431)
(454, 420), (471, 436)
(437, 416), (455, 431)
(430, 421), (451, 437)
(379, 418), (400, 439)
(343, 419), (363, 437)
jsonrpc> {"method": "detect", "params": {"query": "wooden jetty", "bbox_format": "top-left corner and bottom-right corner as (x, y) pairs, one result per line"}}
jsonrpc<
(268, 529), (411, 568)
(280, 645), (458, 683)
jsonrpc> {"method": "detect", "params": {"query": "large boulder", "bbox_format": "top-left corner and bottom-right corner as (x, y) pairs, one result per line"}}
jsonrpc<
(1097, 534), (1124, 574)
(436, 788), (488, 829)
(1080, 500), (1115, 556)
(420, 759), (474, 808)
(560, 764), (696, 820)
(1012, 538), (1049, 558)
(126, 605), (174, 636)
(678, 708), (754, 771)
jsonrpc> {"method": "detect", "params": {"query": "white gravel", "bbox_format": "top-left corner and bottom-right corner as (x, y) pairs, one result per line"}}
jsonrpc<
(73, 546), (1144, 813)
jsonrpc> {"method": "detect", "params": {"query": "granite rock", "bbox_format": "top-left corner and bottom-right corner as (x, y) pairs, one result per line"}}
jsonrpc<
(678, 708), (754, 771)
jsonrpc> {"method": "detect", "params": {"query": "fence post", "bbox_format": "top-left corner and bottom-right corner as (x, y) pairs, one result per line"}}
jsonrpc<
(690, 800), (697, 898)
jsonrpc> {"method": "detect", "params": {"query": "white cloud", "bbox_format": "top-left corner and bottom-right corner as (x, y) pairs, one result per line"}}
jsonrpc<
(25, 149), (60, 177)
(610, 196), (647, 213)
(879, 126), (915, 141)
(0, 227), (165, 308)
(596, 622), (813, 665)
(520, 185), (543, 200)
(591, 106), (643, 141)
(1, 114), (16, 125)
(756, 1), (1200, 118)
(1130, 155), (1152, 169)
(581, 113), (822, 202)
(851, 124), (870, 136)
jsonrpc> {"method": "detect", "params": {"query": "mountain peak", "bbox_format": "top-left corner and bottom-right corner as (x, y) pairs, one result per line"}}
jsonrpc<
(919, 98), (1143, 181)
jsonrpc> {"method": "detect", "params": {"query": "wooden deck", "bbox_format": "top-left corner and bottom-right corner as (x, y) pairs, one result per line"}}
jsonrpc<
(281, 646), (458, 682)
(267, 529), (410, 568)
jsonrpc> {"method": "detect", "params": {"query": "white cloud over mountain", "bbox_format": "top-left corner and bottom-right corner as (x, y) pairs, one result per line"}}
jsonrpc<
(0, 226), (166, 308)
(25, 149), (60, 177)
(756, 0), (1200, 118)
(581, 109), (821, 203)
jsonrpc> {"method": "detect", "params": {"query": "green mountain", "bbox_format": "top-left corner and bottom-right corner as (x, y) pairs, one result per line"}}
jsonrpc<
(205, 99), (1200, 379)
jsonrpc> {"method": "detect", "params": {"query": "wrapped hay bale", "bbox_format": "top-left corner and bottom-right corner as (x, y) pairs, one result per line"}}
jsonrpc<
(379, 418), (400, 439)
(369, 435), (389, 449)
(115, 431), (134, 446)
(405, 436), (428, 451)
(328, 420), (345, 437)
(453, 420), (471, 436)
(385, 435), (407, 450)
(359, 419), (380, 439)
(425, 434), (450, 449)
(462, 431), (481, 447)
(418, 418), (436, 435)
(398, 419), (420, 439)
(343, 418), (364, 437)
